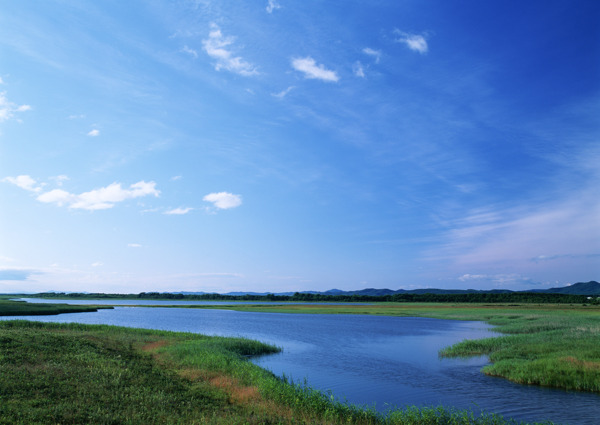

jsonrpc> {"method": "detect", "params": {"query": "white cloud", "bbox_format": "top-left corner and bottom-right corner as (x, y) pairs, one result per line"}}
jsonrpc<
(426, 188), (600, 282)
(291, 57), (339, 82)
(0, 91), (31, 122)
(164, 207), (193, 215)
(36, 181), (160, 210)
(272, 86), (295, 99)
(87, 129), (100, 137)
(36, 189), (73, 206)
(458, 274), (488, 281)
(2, 175), (42, 192)
(394, 30), (428, 54)
(458, 273), (540, 287)
(203, 192), (242, 209)
(531, 253), (600, 263)
(128, 243), (142, 248)
(170, 175), (183, 181)
(362, 47), (381, 63)
(266, 0), (281, 13)
(50, 175), (69, 186)
(202, 24), (259, 76)
(181, 45), (198, 59)
(91, 262), (103, 267)
(353, 61), (365, 78)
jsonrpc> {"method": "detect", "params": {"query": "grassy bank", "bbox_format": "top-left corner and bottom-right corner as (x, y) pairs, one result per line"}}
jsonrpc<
(0, 320), (538, 424)
(179, 303), (600, 393)
(0, 299), (112, 316)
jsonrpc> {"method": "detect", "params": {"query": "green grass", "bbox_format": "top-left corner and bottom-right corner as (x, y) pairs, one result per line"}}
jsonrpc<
(178, 303), (600, 392)
(0, 299), (112, 316)
(0, 320), (540, 424)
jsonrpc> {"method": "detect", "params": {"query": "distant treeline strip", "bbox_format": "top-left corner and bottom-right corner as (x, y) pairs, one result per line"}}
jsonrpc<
(29, 291), (597, 304)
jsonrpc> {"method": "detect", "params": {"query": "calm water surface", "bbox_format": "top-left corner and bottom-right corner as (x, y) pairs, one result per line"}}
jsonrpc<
(3, 304), (598, 425)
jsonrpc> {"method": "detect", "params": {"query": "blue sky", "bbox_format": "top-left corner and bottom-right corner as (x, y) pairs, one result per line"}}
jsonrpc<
(1, 0), (598, 294)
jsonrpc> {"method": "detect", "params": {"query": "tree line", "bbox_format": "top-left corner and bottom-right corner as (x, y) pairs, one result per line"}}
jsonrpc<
(31, 291), (595, 304)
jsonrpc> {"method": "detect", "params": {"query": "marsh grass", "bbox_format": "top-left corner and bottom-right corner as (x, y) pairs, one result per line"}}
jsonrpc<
(185, 303), (600, 393)
(0, 320), (538, 424)
(0, 299), (110, 316)
(439, 311), (600, 391)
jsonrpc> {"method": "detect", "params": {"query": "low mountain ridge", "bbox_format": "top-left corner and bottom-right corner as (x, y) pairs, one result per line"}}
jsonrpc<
(214, 281), (600, 297)
(160, 281), (600, 297)
(327, 281), (600, 297)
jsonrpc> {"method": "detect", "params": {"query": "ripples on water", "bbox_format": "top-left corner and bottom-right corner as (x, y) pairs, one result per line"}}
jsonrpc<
(3, 303), (598, 425)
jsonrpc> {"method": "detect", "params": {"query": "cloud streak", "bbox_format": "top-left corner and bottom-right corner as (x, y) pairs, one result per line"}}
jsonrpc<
(291, 57), (339, 82)
(272, 86), (295, 99)
(266, 0), (281, 14)
(164, 207), (193, 215)
(181, 45), (198, 59)
(0, 91), (31, 122)
(362, 47), (381, 63)
(394, 30), (428, 54)
(35, 181), (160, 210)
(353, 61), (365, 78)
(202, 24), (258, 76)
(427, 190), (600, 275)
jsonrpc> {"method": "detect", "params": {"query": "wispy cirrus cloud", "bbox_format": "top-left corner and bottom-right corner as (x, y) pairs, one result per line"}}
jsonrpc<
(180, 45), (198, 59)
(426, 188), (600, 280)
(0, 91), (31, 122)
(353, 61), (365, 78)
(362, 47), (382, 63)
(203, 192), (242, 210)
(266, 0), (281, 14)
(202, 24), (258, 76)
(272, 86), (295, 99)
(458, 273), (541, 287)
(87, 128), (100, 137)
(394, 30), (428, 54)
(291, 57), (339, 82)
(531, 253), (600, 263)
(49, 175), (69, 186)
(35, 181), (160, 210)
(164, 207), (193, 215)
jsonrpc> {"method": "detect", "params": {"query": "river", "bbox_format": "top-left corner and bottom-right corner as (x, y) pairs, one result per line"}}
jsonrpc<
(3, 300), (598, 425)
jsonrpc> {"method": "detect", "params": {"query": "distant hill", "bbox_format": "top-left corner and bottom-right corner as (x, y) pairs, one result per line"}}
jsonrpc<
(539, 281), (600, 295)
(205, 281), (599, 297)
(165, 281), (600, 297)
(332, 281), (600, 297)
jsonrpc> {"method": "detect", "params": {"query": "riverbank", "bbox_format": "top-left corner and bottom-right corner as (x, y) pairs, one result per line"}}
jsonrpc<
(178, 303), (600, 393)
(0, 298), (112, 316)
(0, 320), (534, 425)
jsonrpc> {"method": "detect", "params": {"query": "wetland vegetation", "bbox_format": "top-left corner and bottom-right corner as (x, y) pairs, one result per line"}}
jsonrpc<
(0, 319), (536, 425)
(184, 303), (600, 393)
(0, 298), (111, 316)
(0, 299), (565, 424)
